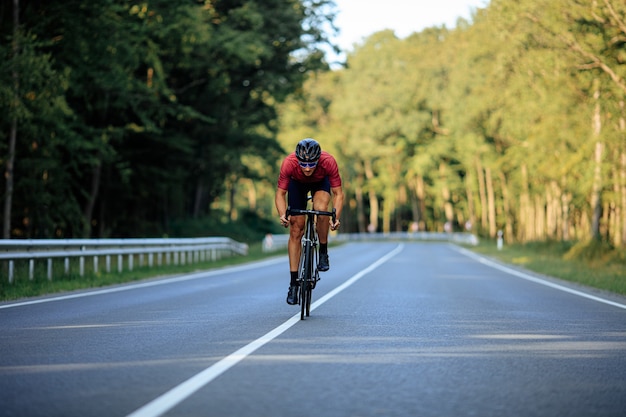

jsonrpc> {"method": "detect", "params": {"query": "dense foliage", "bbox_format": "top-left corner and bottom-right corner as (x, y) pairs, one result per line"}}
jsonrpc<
(3, 0), (626, 254)
(278, 0), (626, 250)
(0, 0), (337, 239)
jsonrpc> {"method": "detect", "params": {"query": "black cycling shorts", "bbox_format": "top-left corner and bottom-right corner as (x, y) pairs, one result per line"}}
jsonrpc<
(288, 177), (331, 212)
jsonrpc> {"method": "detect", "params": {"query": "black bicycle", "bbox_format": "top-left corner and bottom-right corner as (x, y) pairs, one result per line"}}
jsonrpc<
(287, 203), (336, 320)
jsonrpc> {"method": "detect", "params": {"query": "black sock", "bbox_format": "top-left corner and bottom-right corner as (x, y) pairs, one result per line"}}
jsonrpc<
(290, 271), (299, 286)
(320, 243), (328, 254)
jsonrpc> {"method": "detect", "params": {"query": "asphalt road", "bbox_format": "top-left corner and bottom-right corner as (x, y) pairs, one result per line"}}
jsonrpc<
(1, 242), (625, 417)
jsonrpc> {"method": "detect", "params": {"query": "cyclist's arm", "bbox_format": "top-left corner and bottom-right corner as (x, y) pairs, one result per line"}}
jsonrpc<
(330, 185), (344, 230)
(275, 187), (289, 227)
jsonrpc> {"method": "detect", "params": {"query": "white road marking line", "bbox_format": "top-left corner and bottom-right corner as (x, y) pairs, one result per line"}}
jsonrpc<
(452, 245), (626, 310)
(125, 243), (404, 417)
(0, 258), (284, 310)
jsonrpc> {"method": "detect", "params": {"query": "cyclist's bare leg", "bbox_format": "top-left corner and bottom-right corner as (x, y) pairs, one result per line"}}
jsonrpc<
(313, 190), (331, 244)
(288, 215), (306, 271)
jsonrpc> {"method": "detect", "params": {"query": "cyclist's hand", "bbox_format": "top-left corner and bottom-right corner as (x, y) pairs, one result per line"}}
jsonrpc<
(330, 218), (340, 231)
(279, 215), (289, 228)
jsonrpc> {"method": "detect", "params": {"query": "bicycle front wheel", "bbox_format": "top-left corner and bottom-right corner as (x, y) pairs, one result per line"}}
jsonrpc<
(304, 250), (316, 317)
(305, 282), (312, 317)
(299, 241), (313, 320)
(300, 278), (309, 320)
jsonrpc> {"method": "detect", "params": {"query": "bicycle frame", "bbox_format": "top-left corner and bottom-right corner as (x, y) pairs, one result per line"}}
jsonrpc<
(287, 204), (336, 320)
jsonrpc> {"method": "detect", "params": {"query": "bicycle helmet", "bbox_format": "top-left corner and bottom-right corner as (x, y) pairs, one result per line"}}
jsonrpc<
(295, 138), (321, 162)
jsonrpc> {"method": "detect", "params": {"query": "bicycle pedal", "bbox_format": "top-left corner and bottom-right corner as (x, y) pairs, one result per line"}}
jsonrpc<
(311, 277), (320, 289)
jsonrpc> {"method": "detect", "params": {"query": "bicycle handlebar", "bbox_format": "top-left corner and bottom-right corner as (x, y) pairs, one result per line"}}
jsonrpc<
(286, 207), (336, 223)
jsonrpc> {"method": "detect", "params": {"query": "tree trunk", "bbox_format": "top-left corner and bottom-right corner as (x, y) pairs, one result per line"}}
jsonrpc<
(590, 82), (603, 239)
(354, 180), (366, 233)
(499, 171), (513, 242)
(621, 152), (626, 247)
(619, 101), (626, 247)
(82, 160), (102, 238)
(364, 160), (378, 232)
(464, 170), (476, 232)
(4, 0), (19, 239)
(228, 175), (237, 221)
(519, 164), (532, 242)
(610, 179), (619, 246)
(485, 166), (497, 238)
(193, 179), (204, 218)
(475, 158), (488, 234)
(382, 196), (392, 233)
(410, 178), (420, 229)
(561, 178), (571, 241)
(440, 163), (454, 226)
(546, 181), (561, 240)
(415, 175), (426, 230)
(535, 194), (545, 240)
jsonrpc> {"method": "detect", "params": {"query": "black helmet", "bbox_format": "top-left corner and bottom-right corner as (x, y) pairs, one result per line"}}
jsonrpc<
(295, 138), (321, 162)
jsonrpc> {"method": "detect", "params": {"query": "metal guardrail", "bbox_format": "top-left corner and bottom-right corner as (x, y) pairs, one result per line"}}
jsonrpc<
(0, 237), (248, 283)
(262, 231), (479, 252)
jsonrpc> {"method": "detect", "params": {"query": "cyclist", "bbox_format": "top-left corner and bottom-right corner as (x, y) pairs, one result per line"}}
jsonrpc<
(275, 138), (344, 305)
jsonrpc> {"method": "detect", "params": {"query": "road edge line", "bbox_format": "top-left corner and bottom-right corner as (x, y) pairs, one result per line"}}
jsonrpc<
(452, 245), (626, 310)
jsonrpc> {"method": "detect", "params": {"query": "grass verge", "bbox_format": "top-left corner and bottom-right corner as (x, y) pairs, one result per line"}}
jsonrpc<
(467, 239), (626, 296)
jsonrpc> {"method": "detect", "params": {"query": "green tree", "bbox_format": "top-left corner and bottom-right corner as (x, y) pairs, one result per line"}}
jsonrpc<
(0, 1), (77, 238)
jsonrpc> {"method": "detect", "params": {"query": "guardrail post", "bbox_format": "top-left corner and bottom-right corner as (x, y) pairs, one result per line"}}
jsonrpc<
(64, 258), (70, 275)
(29, 259), (35, 280)
(117, 254), (123, 273)
(128, 254), (133, 271)
(93, 256), (98, 274)
(148, 253), (154, 267)
(106, 255), (111, 273)
(47, 259), (52, 280)
(8, 260), (14, 283)
(79, 256), (85, 277)
(139, 254), (144, 267)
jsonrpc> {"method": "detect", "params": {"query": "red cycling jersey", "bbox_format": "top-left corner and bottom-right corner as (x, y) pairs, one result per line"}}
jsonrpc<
(277, 151), (342, 190)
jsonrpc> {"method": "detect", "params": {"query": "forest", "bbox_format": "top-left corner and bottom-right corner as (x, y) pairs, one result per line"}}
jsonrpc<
(2, 0), (626, 254)
(0, 0), (337, 240)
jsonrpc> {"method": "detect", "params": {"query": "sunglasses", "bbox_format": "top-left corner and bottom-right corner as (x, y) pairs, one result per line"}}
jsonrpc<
(299, 161), (318, 169)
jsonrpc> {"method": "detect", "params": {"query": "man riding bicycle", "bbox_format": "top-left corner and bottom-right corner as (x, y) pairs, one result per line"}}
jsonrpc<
(275, 138), (344, 305)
